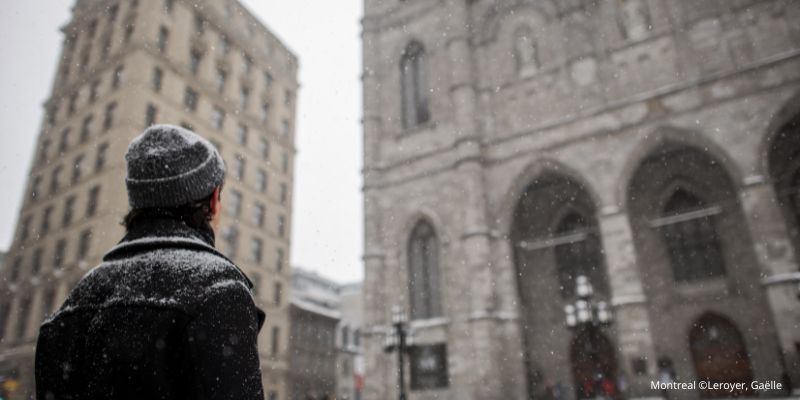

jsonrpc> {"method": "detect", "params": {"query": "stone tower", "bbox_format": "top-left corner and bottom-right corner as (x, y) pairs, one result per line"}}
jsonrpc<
(362, 1), (800, 399)
(0, 1), (298, 398)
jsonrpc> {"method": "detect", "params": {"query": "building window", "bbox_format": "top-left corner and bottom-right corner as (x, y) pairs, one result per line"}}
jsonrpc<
(89, 80), (100, 103)
(50, 166), (63, 194)
(58, 128), (70, 154)
(400, 41), (430, 129)
(87, 19), (98, 38)
(252, 203), (265, 227)
(31, 247), (44, 275)
(152, 67), (163, 92)
(67, 93), (77, 116)
(251, 272), (262, 296)
(86, 185), (100, 217)
(108, 4), (118, 22)
(77, 229), (92, 260)
(239, 86), (250, 111)
(72, 154), (84, 183)
(256, 169), (267, 193)
(270, 326), (280, 356)
(233, 154), (245, 181)
(219, 36), (231, 56)
(157, 26), (169, 53)
(38, 140), (50, 166)
(30, 176), (42, 202)
(20, 216), (32, 243)
(216, 68), (227, 94)
(190, 49), (202, 75)
(211, 106), (225, 130)
(276, 248), (284, 272)
(42, 287), (56, 317)
(277, 214), (285, 238)
(259, 137), (270, 160)
(284, 90), (292, 107)
(264, 71), (273, 89)
(407, 220), (442, 320)
(221, 226), (239, 259)
(280, 119), (290, 137)
(95, 142), (108, 172)
(112, 65), (124, 90)
(163, 0), (174, 13)
(54, 238), (67, 269)
(146, 103), (158, 126)
(250, 237), (263, 263)
(39, 206), (53, 236)
(194, 13), (205, 34)
(16, 296), (32, 340)
(47, 102), (59, 126)
(273, 282), (282, 305)
(81, 115), (93, 143)
(243, 54), (253, 75)
(103, 102), (117, 130)
(260, 102), (269, 124)
(184, 87), (198, 112)
(279, 183), (287, 205)
(227, 190), (242, 217)
(62, 196), (76, 227)
(659, 189), (726, 282)
(124, 24), (135, 45)
(0, 303), (9, 338)
(342, 326), (350, 347)
(281, 153), (289, 174)
(236, 124), (248, 145)
(9, 257), (22, 283)
(513, 26), (539, 77)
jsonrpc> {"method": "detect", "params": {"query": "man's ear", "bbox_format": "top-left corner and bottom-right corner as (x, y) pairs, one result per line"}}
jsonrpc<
(210, 186), (222, 216)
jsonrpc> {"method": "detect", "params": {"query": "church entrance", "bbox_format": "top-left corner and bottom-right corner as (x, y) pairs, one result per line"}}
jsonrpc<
(689, 313), (753, 398)
(570, 327), (620, 400)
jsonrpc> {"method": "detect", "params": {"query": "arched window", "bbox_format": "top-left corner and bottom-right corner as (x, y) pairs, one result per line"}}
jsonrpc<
(407, 220), (442, 320)
(658, 189), (725, 282)
(400, 41), (430, 130)
(513, 26), (538, 77)
(554, 212), (597, 298)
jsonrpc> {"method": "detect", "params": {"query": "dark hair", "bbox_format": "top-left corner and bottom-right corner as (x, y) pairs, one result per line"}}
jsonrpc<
(121, 185), (222, 231)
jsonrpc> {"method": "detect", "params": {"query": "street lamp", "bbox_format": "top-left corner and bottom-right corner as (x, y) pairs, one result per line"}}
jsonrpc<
(564, 275), (613, 400)
(384, 305), (415, 400)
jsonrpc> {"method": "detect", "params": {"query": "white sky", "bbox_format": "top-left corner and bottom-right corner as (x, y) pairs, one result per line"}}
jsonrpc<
(0, 1), (364, 284)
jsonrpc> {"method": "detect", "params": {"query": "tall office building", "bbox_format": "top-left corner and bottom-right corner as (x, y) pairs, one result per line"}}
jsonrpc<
(0, 1), (298, 398)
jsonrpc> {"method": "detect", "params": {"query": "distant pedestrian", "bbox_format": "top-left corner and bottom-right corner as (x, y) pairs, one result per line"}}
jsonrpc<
(35, 124), (265, 399)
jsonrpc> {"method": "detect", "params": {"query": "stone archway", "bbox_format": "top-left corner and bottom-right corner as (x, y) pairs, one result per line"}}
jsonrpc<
(511, 172), (613, 400)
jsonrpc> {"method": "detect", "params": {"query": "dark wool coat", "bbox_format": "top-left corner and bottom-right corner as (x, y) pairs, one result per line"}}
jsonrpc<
(35, 216), (266, 400)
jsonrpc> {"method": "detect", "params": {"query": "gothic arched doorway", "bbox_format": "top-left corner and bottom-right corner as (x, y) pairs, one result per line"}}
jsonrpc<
(689, 313), (753, 398)
(570, 327), (620, 400)
(510, 171), (613, 400)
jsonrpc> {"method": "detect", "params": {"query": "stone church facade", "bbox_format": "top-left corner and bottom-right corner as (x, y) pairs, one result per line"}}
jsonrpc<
(361, 1), (800, 399)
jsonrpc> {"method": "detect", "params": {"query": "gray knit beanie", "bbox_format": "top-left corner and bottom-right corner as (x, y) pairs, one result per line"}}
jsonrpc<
(125, 124), (225, 208)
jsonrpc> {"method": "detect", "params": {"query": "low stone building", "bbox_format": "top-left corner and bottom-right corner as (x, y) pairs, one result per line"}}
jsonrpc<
(361, 0), (800, 399)
(289, 268), (341, 400)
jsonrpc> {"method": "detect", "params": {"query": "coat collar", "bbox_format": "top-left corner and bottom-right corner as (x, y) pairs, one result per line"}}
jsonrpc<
(102, 216), (254, 290)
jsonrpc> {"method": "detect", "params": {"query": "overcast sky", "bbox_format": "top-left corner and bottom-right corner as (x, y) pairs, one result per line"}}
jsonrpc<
(0, 1), (364, 284)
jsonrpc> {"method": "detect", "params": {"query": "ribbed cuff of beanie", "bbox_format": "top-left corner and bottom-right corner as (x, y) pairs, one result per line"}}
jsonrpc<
(126, 154), (225, 208)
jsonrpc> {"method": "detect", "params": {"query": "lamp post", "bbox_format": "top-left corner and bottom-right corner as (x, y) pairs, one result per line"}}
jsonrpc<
(564, 275), (613, 400)
(383, 305), (415, 400)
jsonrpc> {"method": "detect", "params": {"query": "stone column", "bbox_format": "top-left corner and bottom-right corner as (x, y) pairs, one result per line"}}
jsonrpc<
(598, 207), (659, 399)
(739, 178), (800, 392)
(443, 2), (527, 398)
